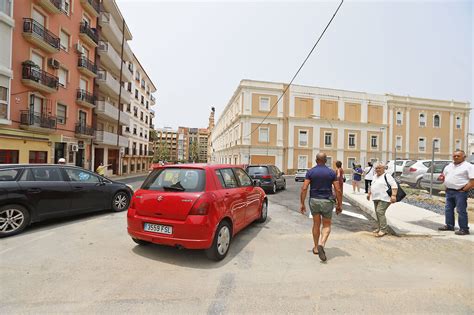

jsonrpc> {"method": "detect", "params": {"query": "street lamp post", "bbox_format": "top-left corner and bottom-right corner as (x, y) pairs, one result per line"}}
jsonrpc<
(430, 139), (435, 197)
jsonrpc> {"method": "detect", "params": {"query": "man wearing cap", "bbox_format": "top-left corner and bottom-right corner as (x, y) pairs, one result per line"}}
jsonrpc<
(438, 150), (474, 235)
(58, 158), (66, 165)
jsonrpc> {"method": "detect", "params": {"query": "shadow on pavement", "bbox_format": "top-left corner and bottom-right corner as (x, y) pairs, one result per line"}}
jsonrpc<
(131, 218), (272, 269)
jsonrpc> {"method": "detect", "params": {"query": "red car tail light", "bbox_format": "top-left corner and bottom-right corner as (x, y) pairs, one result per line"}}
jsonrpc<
(189, 193), (214, 215)
(261, 175), (272, 179)
(409, 168), (417, 172)
(437, 174), (445, 182)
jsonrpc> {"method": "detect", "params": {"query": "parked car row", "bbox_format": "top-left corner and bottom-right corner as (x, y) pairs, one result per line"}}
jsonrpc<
(245, 164), (286, 194)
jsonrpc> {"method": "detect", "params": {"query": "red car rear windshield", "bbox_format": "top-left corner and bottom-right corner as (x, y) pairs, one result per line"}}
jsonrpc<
(141, 168), (206, 192)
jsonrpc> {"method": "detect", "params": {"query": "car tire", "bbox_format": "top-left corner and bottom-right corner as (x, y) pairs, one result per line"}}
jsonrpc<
(112, 191), (130, 212)
(415, 178), (422, 189)
(0, 204), (30, 238)
(281, 180), (286, 190)
(132, 238), (149, 246)
(205, 221), (232, 261)
(256, 200), (268, 223)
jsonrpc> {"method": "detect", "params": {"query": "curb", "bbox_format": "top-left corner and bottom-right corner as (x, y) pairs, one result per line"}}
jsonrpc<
(111, 173), (149, 181)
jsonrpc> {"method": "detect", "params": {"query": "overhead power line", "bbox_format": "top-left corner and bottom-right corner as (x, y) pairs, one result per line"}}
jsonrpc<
(245, 0), (344, 139)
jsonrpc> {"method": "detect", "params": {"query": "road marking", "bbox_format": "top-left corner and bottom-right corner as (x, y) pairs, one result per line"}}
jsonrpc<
(0, 231), (55, 255)
(342, 201), (351, 206)
(340, 210), (368, 220)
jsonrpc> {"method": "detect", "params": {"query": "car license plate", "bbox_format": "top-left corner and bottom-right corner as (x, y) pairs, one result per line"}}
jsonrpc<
(143, 223), (173, 235)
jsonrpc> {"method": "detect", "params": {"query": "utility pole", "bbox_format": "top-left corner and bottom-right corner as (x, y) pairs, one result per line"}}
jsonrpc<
(429, 139), (435, 197)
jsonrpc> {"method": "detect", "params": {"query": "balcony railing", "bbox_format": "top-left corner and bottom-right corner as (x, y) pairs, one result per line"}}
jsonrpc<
(76, 89), (95, 105)
(79, 22), (98, 44)
(20, 110), (57, 129)
(78, 56), (97, 74)
(75, 123), (94, 136)
(22, 63), (59, 90)
(23, 18), (60, 50)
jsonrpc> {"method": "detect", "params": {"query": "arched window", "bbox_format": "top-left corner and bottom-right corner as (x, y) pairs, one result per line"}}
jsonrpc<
(433, 115), (440, 127)
(419, 113), (426, 127)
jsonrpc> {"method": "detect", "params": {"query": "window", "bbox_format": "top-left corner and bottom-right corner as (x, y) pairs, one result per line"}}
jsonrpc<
(29, 151), (47, 163)
(135, 89), (139, 99)
(347, 157), (356, 169)
(234, 168), (252, 187)
(0, 150), (19, 164)
(135, 71), (140, 81)
(146, 100), (149, 109)
(419, 113), (426, 127)
(396, 111), (402, 125)
(371, 136), (378, 148)
(433, 114), (440, 128)
(258, 127), (269, 143)
(60, 30), (69, 51)
(396, 136), (402, 150)
(298, 155), (308, 169)
(0, 86), (8, 119)
(141, 95), (144, 105)
(455, 140), (461, 151)
(140, 112), (144, 120)
(0, 0), (12, 16)
(127, 82), (132, 92)
(298, 130), (308, 147)
(259, 97), (270, 112)
(58, 68), (68, 88)
(0, 169), (20, 181)
(57, 104), (66, 124)
(62, 0), (70, 15)
(30, 168), (63, 181)
(142, 168), (206, 192)
(433, 139), (440, 152)
(348, 134), (356, 148)
(141, 79), (145, 89)
(456, 116), (462, 129)
(218, 168), (238, 188)
(326, 156), (333, 168)
(324, 132), (332, 146)
(65, 168), (100, 183)
(418, 138), (426, 152)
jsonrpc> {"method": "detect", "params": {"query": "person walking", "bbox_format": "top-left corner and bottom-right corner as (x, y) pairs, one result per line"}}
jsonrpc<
(300, 153), (342, 262)
(96, 162), (111, 177)
(363, 162), (374, 193)
(366, 162), (398, 237)
(438, 150), (474, 235)
(352, 164), (363, 193)
(335, 160), (345, 193)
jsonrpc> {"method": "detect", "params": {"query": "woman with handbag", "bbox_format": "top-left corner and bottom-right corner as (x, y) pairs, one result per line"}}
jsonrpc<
(366, 162), (398, 237)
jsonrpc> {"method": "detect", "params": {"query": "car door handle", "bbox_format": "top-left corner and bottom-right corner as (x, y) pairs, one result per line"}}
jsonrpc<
(73, 186), (84, 191)
(27, 188), (41, 194)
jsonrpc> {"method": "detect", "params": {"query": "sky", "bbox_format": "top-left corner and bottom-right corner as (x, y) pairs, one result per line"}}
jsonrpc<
(117, 0), (473, 132)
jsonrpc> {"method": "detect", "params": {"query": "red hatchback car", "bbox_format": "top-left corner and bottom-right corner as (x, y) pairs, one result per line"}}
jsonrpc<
(127, 164), (268, 260)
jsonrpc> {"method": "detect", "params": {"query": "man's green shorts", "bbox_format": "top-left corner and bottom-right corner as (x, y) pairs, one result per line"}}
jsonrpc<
(309, 198), (335, 219)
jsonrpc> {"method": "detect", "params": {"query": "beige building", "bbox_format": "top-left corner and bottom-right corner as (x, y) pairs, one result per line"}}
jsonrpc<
(211, 80), (470, 173)
(153, 127), (178, 162)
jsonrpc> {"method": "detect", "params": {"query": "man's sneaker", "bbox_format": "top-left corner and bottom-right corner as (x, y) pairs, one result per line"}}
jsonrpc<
(438, 225), (454, 231)
(454, 229), (470, 236)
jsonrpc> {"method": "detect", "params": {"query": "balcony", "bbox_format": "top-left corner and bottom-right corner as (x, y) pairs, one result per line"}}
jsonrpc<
(75, 123), (94, 138)
(96, 70), (131, 104)
(95, 130), (128, 147)
(80, 0), (100, 17)
(77, 56), (97, 78)
(97, 41), (132, 81)
(21, 62), (58, 94)
(37, 0), (62, 14)
(79, 22), (98, 47)
(150, 109), (155, 117)
(150, 94), (156, 105)
(99, 12), (133, 61)
(95, 100), (130, 125)
(76, 89), (96, 108)
(20, 110), (57, 133)
(23, 18), (60, 54)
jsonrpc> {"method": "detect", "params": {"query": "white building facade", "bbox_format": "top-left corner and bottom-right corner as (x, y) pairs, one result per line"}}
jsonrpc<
(0, 0), (14, 125)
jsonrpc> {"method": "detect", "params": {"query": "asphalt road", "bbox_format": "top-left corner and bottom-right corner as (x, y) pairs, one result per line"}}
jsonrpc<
(1, 176), (473, 314)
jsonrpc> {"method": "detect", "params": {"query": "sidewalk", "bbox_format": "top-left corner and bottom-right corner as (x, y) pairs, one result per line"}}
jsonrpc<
(343, 183), (474, 241)
(109, 172), (149, 182)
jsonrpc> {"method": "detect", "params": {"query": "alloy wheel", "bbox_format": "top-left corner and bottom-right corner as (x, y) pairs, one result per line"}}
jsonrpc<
(0, 209), (25, 233)
(217, 226), (231, 255)
(114, 193), (128, 210)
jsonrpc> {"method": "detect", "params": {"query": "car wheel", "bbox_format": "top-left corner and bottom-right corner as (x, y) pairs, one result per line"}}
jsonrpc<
(112, 191), (130, 212)
(281, 180), (286, 190)
(205, 221), (232, 261)
(132, 238), (149, 246)
(415, 178), (422, 189)
(256, 200), (268, 223)
(271, 182), (277, 194)
(0, 205), (30, 237)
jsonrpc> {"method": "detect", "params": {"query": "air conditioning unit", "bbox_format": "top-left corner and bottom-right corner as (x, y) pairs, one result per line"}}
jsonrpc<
(48, 58), (60, 69)
(71, 144), (79, 152)
(75, 43), (85, 54)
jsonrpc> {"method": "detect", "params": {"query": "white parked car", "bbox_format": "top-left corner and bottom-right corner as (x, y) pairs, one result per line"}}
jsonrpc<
(295, 169), (308, 182)
(385, 160), (411, 181)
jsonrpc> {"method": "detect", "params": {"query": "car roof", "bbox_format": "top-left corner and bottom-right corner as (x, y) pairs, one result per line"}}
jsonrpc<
(153, 163), (246, 171)
(0, 164), (84, 169)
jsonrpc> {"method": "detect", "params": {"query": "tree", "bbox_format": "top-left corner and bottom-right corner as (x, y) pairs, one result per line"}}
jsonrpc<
(149, 129), (158, 142)
(189, 141), (200, 163)
(153, 142), (170, 163)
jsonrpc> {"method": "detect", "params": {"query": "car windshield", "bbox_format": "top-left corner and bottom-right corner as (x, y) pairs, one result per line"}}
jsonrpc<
(405, 160), (417, 167)
(246, 166), (269, 175)
(141, 168), (205, 192)
(297, 169), (307, 173)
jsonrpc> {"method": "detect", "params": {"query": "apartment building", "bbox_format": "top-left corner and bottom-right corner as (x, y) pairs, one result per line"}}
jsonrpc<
(0, 0), (13, 129)
(211, 80), (470, 173)
(0, 0), (100, 166)
(121, 54), (156, 174)
(153, 127), (178, 162)
(177, 127), (209, 163)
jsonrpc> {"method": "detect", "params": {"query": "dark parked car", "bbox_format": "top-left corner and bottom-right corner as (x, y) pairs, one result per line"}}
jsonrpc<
(0, 164), (134, 237)
(245, 164), (286, 194)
